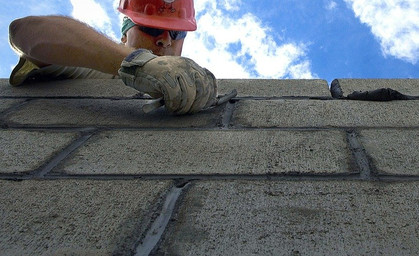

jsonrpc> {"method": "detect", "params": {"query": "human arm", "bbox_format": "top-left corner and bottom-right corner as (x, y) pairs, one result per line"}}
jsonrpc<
(9, 16), (224, 114)
(9, 15), (133, 76)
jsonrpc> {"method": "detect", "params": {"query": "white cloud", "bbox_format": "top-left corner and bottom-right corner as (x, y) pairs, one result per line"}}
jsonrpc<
(70, 0), (118, 41)
(344, 0), (419, 64)
(183, 0), (315, 79)
(326, 1), (337, 11)
(220, 0), (242, 11)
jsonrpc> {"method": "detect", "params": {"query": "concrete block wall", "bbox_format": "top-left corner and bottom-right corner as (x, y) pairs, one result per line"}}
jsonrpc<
(0, 78), (418, 255)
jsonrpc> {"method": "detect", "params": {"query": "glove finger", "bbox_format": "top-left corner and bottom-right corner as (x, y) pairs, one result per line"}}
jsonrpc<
(189, 71), (210, 113)
(159, 71), (182, 113)
(203, 68), (218, 109)
(173, 73), (196, 115)
(134, 74), (163, 98)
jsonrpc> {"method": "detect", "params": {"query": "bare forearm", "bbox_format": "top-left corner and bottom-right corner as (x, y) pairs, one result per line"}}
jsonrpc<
(9, 16), (133, 75)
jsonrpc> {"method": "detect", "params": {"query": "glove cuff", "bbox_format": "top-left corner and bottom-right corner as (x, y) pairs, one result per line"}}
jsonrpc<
(118, 49), (157, 88)
(120, 49), (157, 68)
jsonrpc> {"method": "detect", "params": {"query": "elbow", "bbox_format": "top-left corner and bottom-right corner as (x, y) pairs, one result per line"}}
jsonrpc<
(9, 16), (40, 54)
(9, 17), (30, 52)
(9, 18), (22, 49)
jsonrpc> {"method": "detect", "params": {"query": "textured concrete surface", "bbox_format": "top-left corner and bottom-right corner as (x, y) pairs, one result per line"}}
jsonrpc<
(0, 79), (139, 98)
(1, 78), (331, 98)
(332, 78), (419, 97)
(4, 99), (224, 128)
(359, 129), (419, 176)
(0, 130), (78, 174)
(0, 180), (171, 255)
(233, 100), (419, 128)
(0, 99), (25, 112)
(1, 78), (418, 255)
(55, 130), (352, 175)
(157, 180), (419, 256)
(218, 79), (330, 97)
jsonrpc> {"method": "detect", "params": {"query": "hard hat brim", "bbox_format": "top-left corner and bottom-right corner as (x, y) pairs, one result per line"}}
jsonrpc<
(119, 8), (197, 31)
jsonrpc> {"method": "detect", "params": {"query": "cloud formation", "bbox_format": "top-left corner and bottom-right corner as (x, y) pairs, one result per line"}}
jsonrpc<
(326, 1), (338, 11)
(344, 0), (419, 64)
(70, 0), (118, 40)
(182, 0), (315, 79)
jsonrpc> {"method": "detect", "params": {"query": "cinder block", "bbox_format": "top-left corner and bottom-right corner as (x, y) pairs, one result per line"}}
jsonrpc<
(1, 78), (331, 98)
(233, 100), (419, 128)
(218, 79), (330, 97)
(359, 129), (419, 176)
(331, 79), (419, 98)
(0, 130), (78, 174)
(56, 130), (352, 175)
(0, 79), (138, 98)
(0, 180), (171, 255)
(0, 99), (25, 113)
(4, 99), (223, 128)
(157, 180), (419, 255)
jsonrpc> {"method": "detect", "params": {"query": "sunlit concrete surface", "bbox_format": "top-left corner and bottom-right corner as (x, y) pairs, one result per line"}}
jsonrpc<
(1, 78), (418, 255)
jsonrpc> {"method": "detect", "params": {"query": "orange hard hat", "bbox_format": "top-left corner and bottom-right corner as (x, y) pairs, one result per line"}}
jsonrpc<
(118, 0), (197, 31)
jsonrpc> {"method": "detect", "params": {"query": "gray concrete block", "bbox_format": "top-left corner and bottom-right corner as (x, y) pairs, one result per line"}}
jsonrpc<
(0, 180), (171, 255)
(331, 79), (419, 98)
(157, 180), (419, 256)
(4, 99), (223, 128)
(0, 130), (78, 174)
(56, 130), (352, 175)
(1, 78), (331, 98)
(359, 129), (419, 176)
(0, 79), (138, 98)
(233, 100), (419, 128)
(218, 79), (330, 97)
(0, 99), (25, 113)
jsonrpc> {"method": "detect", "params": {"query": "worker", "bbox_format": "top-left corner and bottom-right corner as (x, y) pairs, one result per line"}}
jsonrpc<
(8, 0), (219, 114)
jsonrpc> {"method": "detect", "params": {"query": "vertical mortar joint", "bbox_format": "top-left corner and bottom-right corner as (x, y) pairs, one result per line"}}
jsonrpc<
(346, 130), (374, 180)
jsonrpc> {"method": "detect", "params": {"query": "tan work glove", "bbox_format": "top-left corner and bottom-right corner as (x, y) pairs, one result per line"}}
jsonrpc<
(118, 49), (218, 115)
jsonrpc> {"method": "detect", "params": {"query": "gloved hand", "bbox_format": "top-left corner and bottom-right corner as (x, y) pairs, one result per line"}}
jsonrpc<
(118, 49), (218, 114)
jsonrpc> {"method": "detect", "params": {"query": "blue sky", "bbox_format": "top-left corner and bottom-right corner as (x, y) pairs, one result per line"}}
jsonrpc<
(0, 0), (418, 84)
